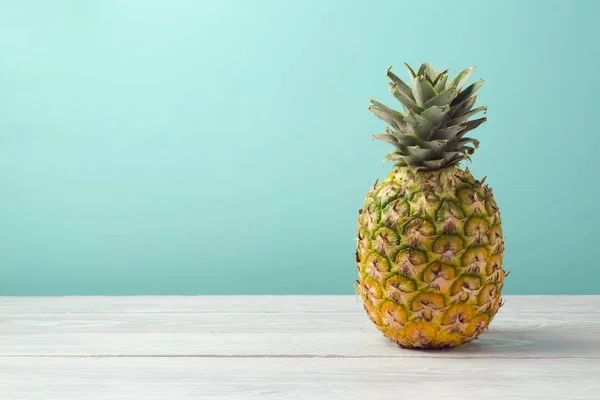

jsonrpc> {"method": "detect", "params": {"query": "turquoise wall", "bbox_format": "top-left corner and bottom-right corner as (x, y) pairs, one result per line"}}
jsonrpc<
(1, 0), (598, 295)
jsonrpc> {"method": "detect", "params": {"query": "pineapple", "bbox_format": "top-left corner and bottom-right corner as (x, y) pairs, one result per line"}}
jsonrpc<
(356, 62), (506, 349)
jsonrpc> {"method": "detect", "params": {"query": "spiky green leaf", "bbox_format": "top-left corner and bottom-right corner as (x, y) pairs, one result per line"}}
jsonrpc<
(463, 137), (480, 149)
(397, 154), (425, 165)
(386, 68), (414, 100)
(368, 98), (405, 128)
(446, 152), (471, 166)
(386, 127), (422, 146)
(441, 151), (460, 160)
(382, 151), (402, 162)
(433, 69), (449, 92)
(412, 76), (438, 106)
(420, 105), (450, 126)
(456, 117), (487, 139)
(405, 110), (432, 140)
(447, 66), (475, 91)
(447, 137), (480, 151)
(429, 125), (464, 140)
(424, 88), (458, 108)
(390, 83), (424, 113)
(417, 63), (438, 84)
(404, 62), (417, 86)
(383, 151), (424, 166)
(449, 145), (475, 156)
(372, 134), (407, 152)
(406, 145), (435, 160)
(446, 106), (487, 126)
(423, 158), (447, 169)
(372, 133), (399, 145)
(381, 151), (405, 165)
(451, 80), (484, 107)
(448, 96), (477, 119)
(422, 139), (448, 153)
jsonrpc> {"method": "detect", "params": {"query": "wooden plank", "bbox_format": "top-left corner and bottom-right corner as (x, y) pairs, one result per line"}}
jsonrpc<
(2, 298), (599, 334)
(1, 295), (598, 315)
(1, 296), (599, 358)
(1, 296), (598, 399)
(1, 327), (599, 358)
(0, 295), (362, 314)
(1, 307), (599, 336)
(1, 357), (598, 400)
(0, 313), (374, 334)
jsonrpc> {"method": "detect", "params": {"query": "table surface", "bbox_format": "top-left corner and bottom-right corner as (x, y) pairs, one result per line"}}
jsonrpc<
(1, 295), (599, 399)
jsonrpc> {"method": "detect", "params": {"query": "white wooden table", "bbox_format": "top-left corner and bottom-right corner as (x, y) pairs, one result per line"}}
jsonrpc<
(1, 296), (599, 399)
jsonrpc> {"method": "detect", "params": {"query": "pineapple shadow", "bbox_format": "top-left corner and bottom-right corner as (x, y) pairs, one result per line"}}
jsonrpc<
(469, 327), (594, 355)
(382, 326), (594, 356)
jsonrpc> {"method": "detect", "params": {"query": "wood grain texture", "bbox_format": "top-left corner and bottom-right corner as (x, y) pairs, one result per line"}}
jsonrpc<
(1, 296), (599, 399)
(1, 295), (597, 314)
(1, 296), (599, 358)
(1, 357), (599, 400)
(0, 295), (361, 314)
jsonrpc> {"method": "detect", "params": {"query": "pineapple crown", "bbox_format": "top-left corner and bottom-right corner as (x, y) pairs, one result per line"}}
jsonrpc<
(369, 62), (487, 171)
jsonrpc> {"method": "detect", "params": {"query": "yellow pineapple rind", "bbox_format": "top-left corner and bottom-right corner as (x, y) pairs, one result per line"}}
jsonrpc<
(356, 166), (505, 349)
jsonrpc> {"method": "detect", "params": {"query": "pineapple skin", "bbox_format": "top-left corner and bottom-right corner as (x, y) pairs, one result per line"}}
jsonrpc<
(356, 166), (505, 349)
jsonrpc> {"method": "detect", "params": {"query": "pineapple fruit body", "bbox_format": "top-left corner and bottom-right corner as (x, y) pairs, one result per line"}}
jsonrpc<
(356, 166), (505, 349)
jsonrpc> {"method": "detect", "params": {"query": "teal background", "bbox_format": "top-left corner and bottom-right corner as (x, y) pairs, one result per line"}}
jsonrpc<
(1, 0), (598, 295)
